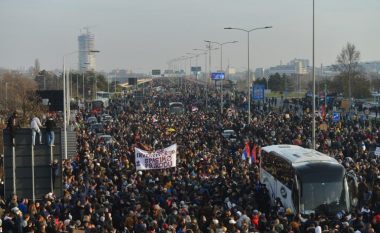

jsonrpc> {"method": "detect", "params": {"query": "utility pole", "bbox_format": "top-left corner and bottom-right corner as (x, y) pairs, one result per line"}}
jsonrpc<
(5, 82), (8, 110)
(207, 41), (211, 110)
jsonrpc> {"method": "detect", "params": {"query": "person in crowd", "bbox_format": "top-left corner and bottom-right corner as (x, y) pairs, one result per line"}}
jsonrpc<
(6, 111), (20, 146)
(30, 114), (43, 146)
(0, 79), (379, 233)
(45, 112), (56, 146)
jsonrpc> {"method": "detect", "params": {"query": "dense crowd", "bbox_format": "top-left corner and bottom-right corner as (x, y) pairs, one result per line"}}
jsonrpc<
(1, 78), (379, 233)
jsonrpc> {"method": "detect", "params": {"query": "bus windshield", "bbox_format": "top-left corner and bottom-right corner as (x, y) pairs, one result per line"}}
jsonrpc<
(169, 102), (185, 114)
(298, 164), (348, 214)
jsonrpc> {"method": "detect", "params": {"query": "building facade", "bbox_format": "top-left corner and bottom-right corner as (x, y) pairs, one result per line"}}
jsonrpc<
(78, 30), (96, 72)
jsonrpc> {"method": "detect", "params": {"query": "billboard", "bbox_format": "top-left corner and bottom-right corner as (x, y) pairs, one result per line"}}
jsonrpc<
(152, 69), (161, 75)
(36, 90), (64, 111)
(211, 72), (225, 80)
(191, 66), (202, 72)
(252, 84), (265, 100)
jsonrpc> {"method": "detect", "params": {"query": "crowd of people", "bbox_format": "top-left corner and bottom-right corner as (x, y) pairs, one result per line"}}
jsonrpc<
(0, 78), (379, 233)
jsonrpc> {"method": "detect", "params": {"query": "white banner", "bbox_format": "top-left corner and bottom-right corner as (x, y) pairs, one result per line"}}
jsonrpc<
(135, 144), (177, 170)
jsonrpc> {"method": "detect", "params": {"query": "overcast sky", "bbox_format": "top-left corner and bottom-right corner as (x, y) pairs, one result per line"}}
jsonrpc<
(0, 0), (379, 73)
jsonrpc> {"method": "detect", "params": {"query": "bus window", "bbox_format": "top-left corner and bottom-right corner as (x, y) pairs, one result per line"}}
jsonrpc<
(262, 152), (294, 189)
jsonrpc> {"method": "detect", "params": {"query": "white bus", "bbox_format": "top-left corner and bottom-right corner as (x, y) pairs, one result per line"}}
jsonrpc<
(260, 145), (357, 216)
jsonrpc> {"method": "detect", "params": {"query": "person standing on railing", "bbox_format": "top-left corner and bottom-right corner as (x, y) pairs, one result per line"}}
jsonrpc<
(6, 111), (20, 146)
(30, 115), (43, 146)
(45, 112), (56, 146)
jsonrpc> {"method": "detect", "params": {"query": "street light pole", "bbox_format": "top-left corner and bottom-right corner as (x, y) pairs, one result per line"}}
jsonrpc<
(82, 72), (85, 100)
(63, 50), (99, 159)
(107, 74), (110, 93)
(187, 53), (194, 76)
(82, 63), (89, 101)
(224, 26), (272, 124)
(5, 82), (8, 110)
(193, 49), (208, 81)
(62, 56), (68, 159)
(248, 31), (251, 123)
(312, 0), (316, 150)
(207, 41), (211, 110)
(204, 40), (237, 114)
(194, 47), (219, 109)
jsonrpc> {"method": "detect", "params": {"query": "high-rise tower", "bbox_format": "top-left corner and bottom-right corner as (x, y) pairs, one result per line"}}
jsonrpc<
(78, 28), (96, 72)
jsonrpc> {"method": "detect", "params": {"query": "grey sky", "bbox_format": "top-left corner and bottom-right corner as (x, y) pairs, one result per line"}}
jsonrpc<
(0, 0), (379, 73)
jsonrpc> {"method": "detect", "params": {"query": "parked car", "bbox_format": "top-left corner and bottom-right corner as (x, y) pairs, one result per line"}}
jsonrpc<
(86, 116), (98, 124)
(90, 123), (104, 134)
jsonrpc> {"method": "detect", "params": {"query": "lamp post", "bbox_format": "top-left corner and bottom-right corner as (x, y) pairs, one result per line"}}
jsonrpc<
(2, 80), (8, 110)
(186, 53), (196, 77)
(205, 41), (213, 111)
(188, 52), (203, 80)
(43, 75), (46, 90)
(81, 65), (88, 101)
(204, 40), (238, 114)
(193, 49), (208, 81)
(176, 56), (189, 89)
(224, 26), (272, 124)
(312, 0), (316, 149)
(194, 47), (218, 109)
(5, 82), (8, 110)
(184, 54), (191, 76)
(63, 50), (99, 159)
(170, 57), (182, 87)
(107, 74), (110, 94)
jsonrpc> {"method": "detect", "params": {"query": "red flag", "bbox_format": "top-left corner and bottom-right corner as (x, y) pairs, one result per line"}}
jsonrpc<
(244, 142), (251, 159)
(251, 144), (257, 163)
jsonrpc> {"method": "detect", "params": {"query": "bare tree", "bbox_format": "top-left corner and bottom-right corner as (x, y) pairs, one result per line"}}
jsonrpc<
(1, 72), (47, 126)
(333, 42), (362, 107)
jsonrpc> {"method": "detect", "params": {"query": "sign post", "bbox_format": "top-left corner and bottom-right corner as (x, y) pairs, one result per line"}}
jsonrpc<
(211, 72), (225, 114)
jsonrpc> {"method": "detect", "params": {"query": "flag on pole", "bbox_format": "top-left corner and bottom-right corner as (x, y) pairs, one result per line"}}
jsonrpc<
(241, 142), (250, 161)
(251, 144), (257, 164)
(257, 146), (262, 162)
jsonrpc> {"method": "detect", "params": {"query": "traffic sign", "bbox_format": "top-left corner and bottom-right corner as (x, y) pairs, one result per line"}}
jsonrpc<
(332, 112), (340, 122)
(252, 84), (265, 100)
